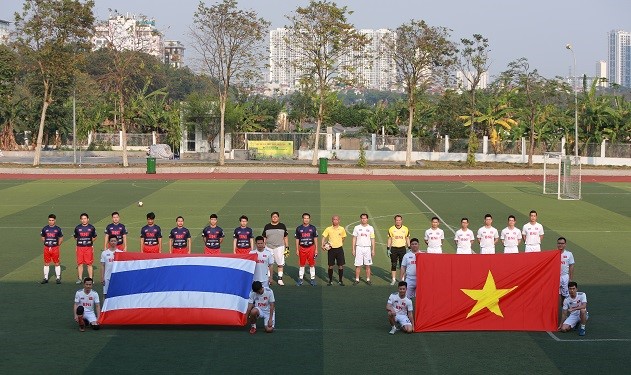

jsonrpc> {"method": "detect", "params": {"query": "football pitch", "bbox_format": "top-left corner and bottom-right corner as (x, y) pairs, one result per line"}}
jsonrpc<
(1, 177), (630, 374)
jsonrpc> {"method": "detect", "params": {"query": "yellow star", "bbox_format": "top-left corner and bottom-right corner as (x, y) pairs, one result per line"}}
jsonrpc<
(461, 270), (518, 318)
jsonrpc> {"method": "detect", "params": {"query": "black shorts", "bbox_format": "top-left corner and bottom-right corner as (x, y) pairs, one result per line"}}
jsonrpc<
(327, 247), (345, 266)
(390, 247), (406, 270)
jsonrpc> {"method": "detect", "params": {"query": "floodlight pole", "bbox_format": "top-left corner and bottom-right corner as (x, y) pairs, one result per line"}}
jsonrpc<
(566, 44), (578, 159)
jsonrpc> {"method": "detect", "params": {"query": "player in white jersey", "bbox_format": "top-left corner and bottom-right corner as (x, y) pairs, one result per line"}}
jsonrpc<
(557, 237), (575, 299)
(100, 236), (124, 297)
(352, 213), (376, 285)
(73, 277), (101, 332)
(558, 281), (588, 336)
(387, 281), (414, 334)
(246, 281), (276, 334)
(522, 210), (544, 252)
(250, 236), (274, 288)
(454, 218), (476, 254)
(400, 238), (421, 299)
(500, 215), (522, 254)
(477, 214), (499, 254)
(424, 217), (445, 253)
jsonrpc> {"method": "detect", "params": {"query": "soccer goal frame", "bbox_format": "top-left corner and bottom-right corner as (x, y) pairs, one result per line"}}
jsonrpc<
(543, 152), (581, 200)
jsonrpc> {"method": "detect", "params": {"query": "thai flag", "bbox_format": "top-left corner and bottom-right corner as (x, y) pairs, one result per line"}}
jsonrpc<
(99, 252), (256, 326)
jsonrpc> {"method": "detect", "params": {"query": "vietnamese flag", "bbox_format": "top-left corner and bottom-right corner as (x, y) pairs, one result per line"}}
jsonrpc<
(414, 251), (560, 332)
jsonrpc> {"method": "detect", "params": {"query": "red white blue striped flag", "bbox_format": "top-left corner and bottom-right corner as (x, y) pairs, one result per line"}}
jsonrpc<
(99, 252), (256, 326)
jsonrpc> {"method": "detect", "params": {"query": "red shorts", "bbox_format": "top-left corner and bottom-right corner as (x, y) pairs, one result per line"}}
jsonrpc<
(143, 244), (160, 253)
(171, 247), (188, 254)
(235, 248), (251, 254)
(43, 246), (60, 264)
(76, 246), (94, 265)
(299, 245), (316, 267)
(205, 247), (221, 255)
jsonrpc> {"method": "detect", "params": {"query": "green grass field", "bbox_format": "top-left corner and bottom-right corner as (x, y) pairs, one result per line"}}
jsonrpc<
(1, 178), (630, 374)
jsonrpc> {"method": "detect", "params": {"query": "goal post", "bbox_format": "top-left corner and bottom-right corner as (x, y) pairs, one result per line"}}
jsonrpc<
(543, 152), (581, 200)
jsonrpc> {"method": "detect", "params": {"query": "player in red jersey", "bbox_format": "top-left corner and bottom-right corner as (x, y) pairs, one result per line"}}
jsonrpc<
(41, 214), (64, 284)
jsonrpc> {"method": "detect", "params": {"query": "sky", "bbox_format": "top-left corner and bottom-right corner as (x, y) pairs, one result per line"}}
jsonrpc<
(3, 0), (630, 80)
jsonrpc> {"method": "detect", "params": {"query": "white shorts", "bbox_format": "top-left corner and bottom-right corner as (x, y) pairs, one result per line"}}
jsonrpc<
(504, 246), (519, 254)
(354, 246), (373, 266)
(255, 309), (275, 328)
(77, 311), (98, 324)
(480, 247), (495, 254)
(563, 311), (588, 328)
(559, 274), (570, 297)
(456, 248), (473, 254)
(427, 247), (442, 254)
(405, 277), (416, 299)
(269, 246), (286, 267)
(525, 244), (541, 252)
(394, 314), (412, 328)
(103, 278), (110, 295)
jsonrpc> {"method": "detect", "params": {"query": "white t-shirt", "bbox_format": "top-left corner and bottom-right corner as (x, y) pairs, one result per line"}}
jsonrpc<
(560, 250), (575, 276)
(250, 249), (274, 282)
(353, 224), (375, 247)
(74, 289), (100, 314)
(562, 292), (587, 317)
(424, 228), (444, 250)
(249, 287), (275, 314)
(454, 229), (475, 252)
(100, 249), (123, 280)
(500, 227), (521, 248)
(387, 293), (413, 316)
(477, 226), (499, 249)
(522, 222), (544, 245)
(401, 251), (418, 279)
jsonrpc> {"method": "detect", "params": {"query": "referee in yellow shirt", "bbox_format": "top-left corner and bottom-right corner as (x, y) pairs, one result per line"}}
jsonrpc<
(322, 215), (347, 286)
(387, 215), (410, 285)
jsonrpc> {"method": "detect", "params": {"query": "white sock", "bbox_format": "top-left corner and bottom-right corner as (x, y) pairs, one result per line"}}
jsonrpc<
(251, 323), (256, 328)
(55, 266), (61, 278)
(44, 266), (50, 279)
(298, 267), (305, 279)
(580, 324), (586, 329)
(278, 271), (283, 278)
(310, 267), (315, 279)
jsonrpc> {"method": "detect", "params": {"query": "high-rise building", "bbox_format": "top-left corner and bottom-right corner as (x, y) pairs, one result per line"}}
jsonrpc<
(164, 40), (185, 68)
(93, 14), (163, 57)
(608, 30), (631, 87)
(0, 19), (10, 45)
(456, 70), (488, 91)
(595, 60), (607, 87)
(269, 28), (302, 91)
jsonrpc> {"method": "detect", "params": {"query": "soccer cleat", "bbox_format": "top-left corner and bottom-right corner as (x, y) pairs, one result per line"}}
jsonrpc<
(56, 278), (61, 284)
(310, 279), (316, 286)
(578, 327), (586, 336)
(389, 327), (397, 335)
(40, 278), (48, 284)
(366, 280), (372, 286)
(296, 280), (303, 286)
(327, 281), (332, 286)
(339, 281), (345, 286)
(390, 279), (396, 286)
(352, 280), (360, 285)
(75, 278), (82, 284)
(249, 326), (257, 334)
(277, 279), (285, 286)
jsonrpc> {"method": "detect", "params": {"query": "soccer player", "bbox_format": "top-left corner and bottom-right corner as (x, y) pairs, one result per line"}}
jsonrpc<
(73, 277), (101, 332)
(424, 217), (444, 253)
(321, 215), (347, 286)
(522, 210), (544, 252)
(454, 217), (475, 254)
(477, 214), (499, 254)
(295, 213), (318, 286)
(500, 215), (522, 254)
(169, 216), (191, 254)
(100, 236), (123, 298)
(400, 238), (421, 299)
(387, 281), (414, 334)
(250, 236), (274, 288)
(74, 213), (97, 284)
(233, 215), (254, 255)
(558, 281), (588, 336)
(103, 211), (127, 251)
(41, 214), (64, 284)
(140, 212), (162, 253)
(201, 213), (225, 254)
(387, 215), (410, 285)
(246, 281), (276, 334)
(352, 213), (376, 285)
(262, 212), (289, 286)
(558, 237), (575, 301)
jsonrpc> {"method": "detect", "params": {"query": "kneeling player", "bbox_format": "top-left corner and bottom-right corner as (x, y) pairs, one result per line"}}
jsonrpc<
(387, 281), (414, 334)
(558, 281), (588, 336)
(73, 277), (101, 332)
(246, 281), (275, 334)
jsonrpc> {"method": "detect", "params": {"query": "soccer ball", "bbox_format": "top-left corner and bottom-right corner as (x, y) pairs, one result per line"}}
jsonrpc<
(323, 242), (331, 251)
(138, 201), (143, 207)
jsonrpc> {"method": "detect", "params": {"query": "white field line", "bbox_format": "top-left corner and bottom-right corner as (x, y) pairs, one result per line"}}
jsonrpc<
(546, 331), (631, 342)
(410, 192), (457, 236)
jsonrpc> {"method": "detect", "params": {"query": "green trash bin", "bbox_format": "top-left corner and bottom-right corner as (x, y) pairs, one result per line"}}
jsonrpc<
(318, 157), (328, 174)
(146, 157), (156, 174)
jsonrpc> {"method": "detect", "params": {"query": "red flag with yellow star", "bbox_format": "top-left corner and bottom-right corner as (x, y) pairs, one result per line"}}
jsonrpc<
(414, 251), (560, 332)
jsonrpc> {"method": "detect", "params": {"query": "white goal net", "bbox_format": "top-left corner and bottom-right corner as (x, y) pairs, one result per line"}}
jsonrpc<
(543, 152), (581, 200)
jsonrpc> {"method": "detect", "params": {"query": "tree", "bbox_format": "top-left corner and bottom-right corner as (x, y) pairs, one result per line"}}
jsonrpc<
(456, 34), (491, 166)
(283, 0), (369, 166)
(387, 20), (456, 166)
(0, 45), (21, 150)
(191, 0), (269, 165)
(13, 0), (95, 165)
